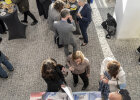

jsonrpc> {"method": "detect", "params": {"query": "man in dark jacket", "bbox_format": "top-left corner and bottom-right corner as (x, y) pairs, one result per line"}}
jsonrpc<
(12, 0), (38, 26)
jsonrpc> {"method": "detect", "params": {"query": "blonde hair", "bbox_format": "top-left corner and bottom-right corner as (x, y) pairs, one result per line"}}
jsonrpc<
(72, 51), (85, 62)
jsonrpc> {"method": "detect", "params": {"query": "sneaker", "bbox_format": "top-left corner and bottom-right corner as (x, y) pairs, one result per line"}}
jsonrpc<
(31, 21), (38, 26)
(0, 75), (8, 79)
(21, 20), (28, 23)
(9, 68), (14, 71)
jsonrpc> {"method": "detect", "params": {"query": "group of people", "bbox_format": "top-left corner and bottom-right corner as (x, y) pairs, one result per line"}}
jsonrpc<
(41, 52), (127, 100)
(0, 0), (131, 100)
(47, 0), (92, 56)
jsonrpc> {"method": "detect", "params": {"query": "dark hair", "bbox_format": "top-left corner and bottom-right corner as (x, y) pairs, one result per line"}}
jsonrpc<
(107, 61), (120, 78)
(41, 61), (56, 79)
(60, 9), (70, 18)
(54, 1), (64, 12)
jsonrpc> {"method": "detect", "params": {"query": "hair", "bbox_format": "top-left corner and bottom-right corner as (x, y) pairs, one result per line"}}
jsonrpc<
(72, 51), (85, 62)
(60, 9), (70, 18)
(41, 58), (56, 79)
(53, 0), (65, 12)
(107, 61), (120, 78)
(78, 0), (87, 3)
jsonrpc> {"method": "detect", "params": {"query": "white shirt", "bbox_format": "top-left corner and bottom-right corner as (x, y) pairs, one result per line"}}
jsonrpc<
(78, 6), (83, 13)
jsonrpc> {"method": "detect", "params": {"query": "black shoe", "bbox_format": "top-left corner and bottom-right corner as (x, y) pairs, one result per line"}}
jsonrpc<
(0, 75), (8, 79)
(69, 52), (72, 55)
(21, 20), (28, 23)
(79, 37), (84, 40)
(81, 86), (88, 90)
(31, 21), (38, 26)
(73, 83), (77, 87)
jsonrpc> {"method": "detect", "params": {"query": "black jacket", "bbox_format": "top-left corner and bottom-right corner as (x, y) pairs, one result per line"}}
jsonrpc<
(43, 66), (65, 92)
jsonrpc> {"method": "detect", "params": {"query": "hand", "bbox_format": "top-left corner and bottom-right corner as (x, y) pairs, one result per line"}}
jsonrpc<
(77, 13), (82, 18)
(102, 79), (109, 84)
(69, 66), (74, 71)
(100, 75), (104, 80)
(87, 74), (90, 77)
(61, 84), (65, 88)
(68, 15), (73, 22)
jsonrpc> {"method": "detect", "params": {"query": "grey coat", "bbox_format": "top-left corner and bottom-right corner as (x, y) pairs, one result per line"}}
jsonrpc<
(48, 3), (61, 31)
(53, 20), (76, 45)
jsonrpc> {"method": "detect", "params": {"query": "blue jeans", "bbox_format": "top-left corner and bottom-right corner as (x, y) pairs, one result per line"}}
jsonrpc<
(0, 52), (13, 78)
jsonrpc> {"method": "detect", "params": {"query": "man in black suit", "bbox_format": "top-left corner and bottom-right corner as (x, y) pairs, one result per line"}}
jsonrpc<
(77, 0), (92, 46)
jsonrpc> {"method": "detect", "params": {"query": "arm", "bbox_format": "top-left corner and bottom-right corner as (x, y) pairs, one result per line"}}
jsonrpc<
(66, 55), (71, 68)
(108, 75), (126, 85)
(81, 7), (91, 22)
(12, 0), (20, 4)
(69, 20), (76, 32)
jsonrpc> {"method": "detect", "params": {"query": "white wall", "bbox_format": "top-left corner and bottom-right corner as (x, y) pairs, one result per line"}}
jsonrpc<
(114, 0), (140, 39)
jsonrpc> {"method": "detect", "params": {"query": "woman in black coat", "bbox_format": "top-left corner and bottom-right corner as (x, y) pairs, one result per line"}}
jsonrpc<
(41, 58), (66, 92)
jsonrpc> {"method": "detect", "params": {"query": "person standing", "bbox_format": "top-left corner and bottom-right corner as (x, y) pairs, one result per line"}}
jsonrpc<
(48, 0), (65, 31)
(77, 0), (92, 46)
(41, 58), (66, 92)
(0, 37), (14, 78)
(66, 51), (90, 90)
(53, 9), (77, 56)
(12, 0), (38, 26)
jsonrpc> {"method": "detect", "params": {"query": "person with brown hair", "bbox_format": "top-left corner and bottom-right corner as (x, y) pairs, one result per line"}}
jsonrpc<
(66, 51), (90, 90)
(48, 0), (65, 31)
(100, 57), (126, 92)
(41, 58), (66, 92)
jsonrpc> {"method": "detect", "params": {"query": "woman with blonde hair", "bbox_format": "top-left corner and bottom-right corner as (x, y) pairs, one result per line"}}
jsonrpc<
(41, 58), (65, 92)
(66, 51), (90, 90)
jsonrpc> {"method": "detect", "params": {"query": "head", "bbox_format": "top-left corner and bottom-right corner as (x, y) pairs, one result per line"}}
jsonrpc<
(107, 60), (120, 78)
(41, 58), (56, 79)
(77, 0), (87, 6)
(60, 9), (70, 20)
(109, 92), (122, 100)
(72, 51), (84, 65)
(53, 0), (65, 12)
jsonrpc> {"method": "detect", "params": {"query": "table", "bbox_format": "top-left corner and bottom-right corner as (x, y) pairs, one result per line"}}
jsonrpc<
(30, 91), (101, 100)
(0, 6), (26, 40)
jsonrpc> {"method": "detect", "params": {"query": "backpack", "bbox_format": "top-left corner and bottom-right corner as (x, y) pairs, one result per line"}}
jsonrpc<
(118, 89), (131, 100)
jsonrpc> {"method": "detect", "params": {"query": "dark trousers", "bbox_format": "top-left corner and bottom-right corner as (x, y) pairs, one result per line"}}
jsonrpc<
(23, 11), (37, 22)
(0, 19), (6, 34)
(79, 24), (89, 43)
(64, 42), (77, 56)
(72, 72), (89, 87)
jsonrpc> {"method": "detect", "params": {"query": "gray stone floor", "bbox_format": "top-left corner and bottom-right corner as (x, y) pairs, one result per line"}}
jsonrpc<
(0, 0), (140, 100)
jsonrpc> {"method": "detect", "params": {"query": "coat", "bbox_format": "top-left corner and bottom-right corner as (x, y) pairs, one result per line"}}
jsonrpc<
(53, 20), (76, 45)
(48, 3), (61, 31)
(100, 57), (126, 92)
(43, 67), (65, 92)
(77, 4), (92, 27)
(12, 0), (29, 13)
(38, 0), (52, 19)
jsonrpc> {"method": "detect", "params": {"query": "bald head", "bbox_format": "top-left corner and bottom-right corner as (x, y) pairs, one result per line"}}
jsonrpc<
(109, 92), (122, 100)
